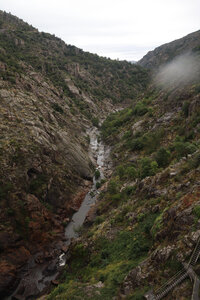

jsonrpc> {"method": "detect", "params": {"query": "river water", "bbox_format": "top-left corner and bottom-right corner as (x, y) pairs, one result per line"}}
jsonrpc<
(7, 127), (110, 300)
(63, 127), (107, 247)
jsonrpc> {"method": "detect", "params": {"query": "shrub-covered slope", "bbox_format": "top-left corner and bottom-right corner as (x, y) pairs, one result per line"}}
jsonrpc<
(48, 34), (200, 299)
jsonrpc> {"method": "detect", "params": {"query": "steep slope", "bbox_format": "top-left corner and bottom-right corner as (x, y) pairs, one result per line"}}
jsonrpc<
(48, 33), (200, 299)
(139, 30), (200, 69)
(0, 11), (149, 297)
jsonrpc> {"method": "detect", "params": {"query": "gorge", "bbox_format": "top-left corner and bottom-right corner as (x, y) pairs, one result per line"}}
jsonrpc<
(0, 9), (200, 300)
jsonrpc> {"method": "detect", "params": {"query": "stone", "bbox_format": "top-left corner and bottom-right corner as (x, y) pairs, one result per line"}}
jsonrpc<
(94, 281), (104, 288)
(51, 280), (59, 286)
(61, 245), (69, 253)
(151, 245), (175, 264)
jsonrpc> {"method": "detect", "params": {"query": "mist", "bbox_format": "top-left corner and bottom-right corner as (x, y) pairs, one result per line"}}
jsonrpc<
(154, 52), (200, 89)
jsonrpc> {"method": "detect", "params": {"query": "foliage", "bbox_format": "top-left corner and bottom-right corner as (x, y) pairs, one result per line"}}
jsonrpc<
(107, 178), (119, 194)
(91, 117), (99, 127)
(182, 101), (190, 117)
(101, 108), (133, 139)
(173, 136), (197, 158)
(155, 147), (171, 168)
(95, 169), (101, 180)
(51, 103), (64, 114)
(96, 182), (101, 189)
(139, 157), (158, 179)
(133, 101), (148, 116)
(126, 166), (137, 179)
(128, 128), (165, 154)
(193, 205), (200, 219)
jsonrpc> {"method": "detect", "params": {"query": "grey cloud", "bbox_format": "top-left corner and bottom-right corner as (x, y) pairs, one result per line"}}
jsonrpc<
(154, 53), (200, 89)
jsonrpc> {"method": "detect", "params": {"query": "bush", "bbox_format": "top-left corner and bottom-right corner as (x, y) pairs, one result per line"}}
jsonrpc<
(96, 182), (101, 189)
(126, 166), (137, 179)
(95, 169), (100, 179)
(91, 117), (99, 127)
(174, 136), (197, 158)
(133, 101), (148, 116)
(155, 147), (171, 168)
(189, 152), (200, 168)
(108, 179), (119, 194)
(139, 157), (158, 179)
(51, 103), (64, 114)
(182, 101), (190, 117)
(130, 137), (145, 151)
(116, 165), (126, 179)
(193, 205), (200, 219)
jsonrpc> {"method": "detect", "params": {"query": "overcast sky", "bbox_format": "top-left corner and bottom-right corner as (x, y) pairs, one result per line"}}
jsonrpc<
(1, 0), (200, 61)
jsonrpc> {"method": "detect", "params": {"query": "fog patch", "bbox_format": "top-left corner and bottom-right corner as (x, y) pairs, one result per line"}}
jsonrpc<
(154, 53), (200, 89)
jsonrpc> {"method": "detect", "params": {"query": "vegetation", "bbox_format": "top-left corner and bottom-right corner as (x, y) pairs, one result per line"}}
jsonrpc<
(95, 169), (101, 180)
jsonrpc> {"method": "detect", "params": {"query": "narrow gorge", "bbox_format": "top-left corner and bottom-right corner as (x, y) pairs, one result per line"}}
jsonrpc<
(0, 9), (200, 300)
(6, 125), (111, 299)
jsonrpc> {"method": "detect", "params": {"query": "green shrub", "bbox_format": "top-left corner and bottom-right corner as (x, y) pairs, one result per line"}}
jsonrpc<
(111, 193), (121, 201)
(51, 103), (64, 114)
(137, 213), (145, 222)
(95, 169), (100, 179)
(130, 137), (145, 151)
(139, 157), (158, 179)
(91, 117), (99, 127)
(155, 147), (171, 168)
(96, 182), (101, 189)
(182, 101), (190, 117)
(174, 136), (197, 158)
(189, 152), (200, 168)
(133, 101), (148, 116)
(108, 179), (119, 194)
(117, 165), (126, 179)
(193, 205), (200, 219)
(126, 166), (137, 179)
(94, 215), (105, 225)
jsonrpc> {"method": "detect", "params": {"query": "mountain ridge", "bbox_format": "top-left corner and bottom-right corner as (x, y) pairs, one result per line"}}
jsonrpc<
(138, 29), (200, 69)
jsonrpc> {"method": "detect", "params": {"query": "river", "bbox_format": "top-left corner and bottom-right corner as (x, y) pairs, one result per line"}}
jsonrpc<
(7, 127), (111, 300)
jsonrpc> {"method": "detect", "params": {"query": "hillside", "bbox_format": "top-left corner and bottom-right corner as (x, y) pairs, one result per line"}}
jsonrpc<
(139, 30), (200, 69)
(0, 10), (149, 297)
(47, 32), (200, 299)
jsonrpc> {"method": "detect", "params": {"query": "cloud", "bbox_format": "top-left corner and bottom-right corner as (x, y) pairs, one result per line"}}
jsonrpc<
(154, 53), (200, 89)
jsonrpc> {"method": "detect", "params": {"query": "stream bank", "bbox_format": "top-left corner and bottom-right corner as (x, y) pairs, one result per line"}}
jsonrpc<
(6, 126), (112, 300)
